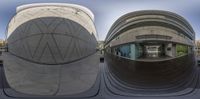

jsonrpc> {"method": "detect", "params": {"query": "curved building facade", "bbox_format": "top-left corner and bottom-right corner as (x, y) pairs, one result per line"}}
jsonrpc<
(3, 3), (99, 96)
(105, 10), (196, 88)
(7, 3), (97, 64)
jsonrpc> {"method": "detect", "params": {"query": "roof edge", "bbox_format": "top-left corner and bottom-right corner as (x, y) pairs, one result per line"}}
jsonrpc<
(16, 3), (94, 21)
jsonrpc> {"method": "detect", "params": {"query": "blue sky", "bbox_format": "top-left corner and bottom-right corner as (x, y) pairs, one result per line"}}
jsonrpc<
(0, 0), (200, 41)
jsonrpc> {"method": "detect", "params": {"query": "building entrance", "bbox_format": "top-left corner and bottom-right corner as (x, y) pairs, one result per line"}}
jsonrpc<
(144, 45), (162, 58)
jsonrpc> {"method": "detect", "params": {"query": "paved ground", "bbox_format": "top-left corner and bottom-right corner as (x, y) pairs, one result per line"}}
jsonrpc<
(2, 52), (100, 95)
(137, 56), (172, 61)
(0, 53), (200, 99)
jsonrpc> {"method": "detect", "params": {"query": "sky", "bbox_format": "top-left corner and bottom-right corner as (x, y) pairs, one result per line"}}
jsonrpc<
(0, 0), (200, 41)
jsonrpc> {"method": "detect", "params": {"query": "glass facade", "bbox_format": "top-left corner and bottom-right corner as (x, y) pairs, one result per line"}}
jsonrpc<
(110, 42), (191, 60)
(112, 44), (143, 60)
(176, 44), (188, 56)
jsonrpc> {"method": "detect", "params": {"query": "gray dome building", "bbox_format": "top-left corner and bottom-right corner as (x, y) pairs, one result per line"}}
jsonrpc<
(3, 3), (99, 96)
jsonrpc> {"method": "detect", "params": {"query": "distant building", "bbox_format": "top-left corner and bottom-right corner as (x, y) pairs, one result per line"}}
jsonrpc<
(0, 39), (5, 47)
(0, 39), (6, 53)
(195, 40), (200, 56)
(97, 41), (104, 50)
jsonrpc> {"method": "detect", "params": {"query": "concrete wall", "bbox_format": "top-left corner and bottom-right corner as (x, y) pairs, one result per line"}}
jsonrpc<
(7, 5), (97, 38)
(110, 26), (193, 47)
(7, 6), (97, 64)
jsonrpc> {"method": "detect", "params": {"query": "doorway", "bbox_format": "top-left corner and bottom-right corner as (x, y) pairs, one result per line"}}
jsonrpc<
(144, 45), (162, 58)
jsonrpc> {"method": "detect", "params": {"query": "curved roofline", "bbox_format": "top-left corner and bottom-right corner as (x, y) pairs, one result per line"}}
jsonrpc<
(16, 3), (94, 21)
(108, 10), (194, 33)
(106, 10), (195, 43)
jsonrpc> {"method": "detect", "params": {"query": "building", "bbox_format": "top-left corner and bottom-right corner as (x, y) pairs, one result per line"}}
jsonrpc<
(3, 3), (99, 96)
(0, 39), (5, 47)
(0, 39), (6, 53)
(104, 10), (196, 89)
(195, 40), (200, 56)
(97, 41), (104, 50)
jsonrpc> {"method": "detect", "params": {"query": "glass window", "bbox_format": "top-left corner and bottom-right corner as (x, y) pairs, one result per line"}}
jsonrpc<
(176, 44), (188, 56)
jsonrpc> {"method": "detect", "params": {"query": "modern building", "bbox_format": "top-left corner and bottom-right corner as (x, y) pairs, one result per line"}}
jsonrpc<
(0, 39), (6, 53)
(195, 40), (200, 56)
(104, 10), (196, 89)
(3, 3), (99, 96)
(0, 39), (5, 47)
